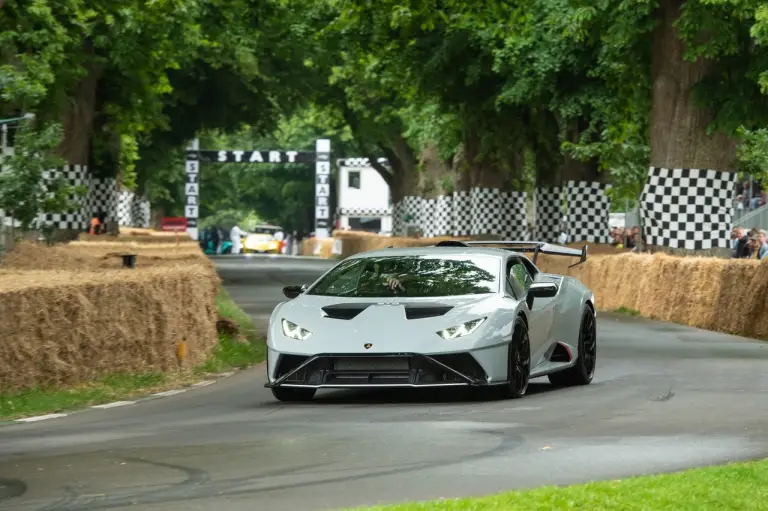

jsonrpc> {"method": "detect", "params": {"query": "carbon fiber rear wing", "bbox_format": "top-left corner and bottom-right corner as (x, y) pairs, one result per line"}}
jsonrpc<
(434, 240), (588, 267)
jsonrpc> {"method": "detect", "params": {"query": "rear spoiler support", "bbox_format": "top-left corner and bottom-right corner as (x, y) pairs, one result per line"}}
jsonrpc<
(434, 240), (588, 267)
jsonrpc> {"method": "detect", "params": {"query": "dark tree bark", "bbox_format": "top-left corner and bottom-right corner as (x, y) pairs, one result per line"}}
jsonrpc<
(55, 42), (103, 166)
(647, 0), (737, 257)
(651, 0), (737, 171)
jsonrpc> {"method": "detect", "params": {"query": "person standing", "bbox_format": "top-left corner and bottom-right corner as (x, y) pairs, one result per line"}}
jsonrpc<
(211, 226), (221, 254)
(230, 224), (247, 254)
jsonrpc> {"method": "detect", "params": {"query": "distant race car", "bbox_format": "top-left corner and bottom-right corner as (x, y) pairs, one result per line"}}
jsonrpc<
(242, 224), (285, 254)
(265, 240), (597, 402)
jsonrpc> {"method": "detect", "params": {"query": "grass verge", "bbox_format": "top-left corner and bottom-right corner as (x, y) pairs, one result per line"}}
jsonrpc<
(0, 287), (266, 421)
(614, 306), (641, 316)
(352, 457), (768, 511)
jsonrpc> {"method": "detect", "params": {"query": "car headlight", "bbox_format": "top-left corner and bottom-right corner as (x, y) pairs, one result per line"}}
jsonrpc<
(437, 318), (486, 339)
(282, 319), (312, 340)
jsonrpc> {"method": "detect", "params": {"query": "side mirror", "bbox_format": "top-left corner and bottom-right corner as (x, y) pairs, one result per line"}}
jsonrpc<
(283, 285), (306, 299)
(529, 282), (558, 298)
(526, 282), (558, 308)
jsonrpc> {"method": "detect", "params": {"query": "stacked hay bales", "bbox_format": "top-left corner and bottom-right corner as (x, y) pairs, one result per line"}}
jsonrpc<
(566, 253), (768, 339)
(0, 237), (219, 392)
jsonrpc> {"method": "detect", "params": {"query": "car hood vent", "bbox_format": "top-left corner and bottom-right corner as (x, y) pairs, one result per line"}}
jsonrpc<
(321, 302), (454, 320)
(321, 303), (373, 320)
(404, 304), (454, 320)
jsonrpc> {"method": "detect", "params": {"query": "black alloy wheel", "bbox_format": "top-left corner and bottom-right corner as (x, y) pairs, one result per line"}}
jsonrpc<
(548, 306), (597, 386)
(494, 316), (531, 399)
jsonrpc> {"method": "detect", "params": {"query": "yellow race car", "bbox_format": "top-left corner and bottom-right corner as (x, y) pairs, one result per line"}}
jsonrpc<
(242, 224), (285, 254)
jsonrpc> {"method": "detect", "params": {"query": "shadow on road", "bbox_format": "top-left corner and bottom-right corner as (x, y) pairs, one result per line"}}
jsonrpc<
(256, 381), (561, 406)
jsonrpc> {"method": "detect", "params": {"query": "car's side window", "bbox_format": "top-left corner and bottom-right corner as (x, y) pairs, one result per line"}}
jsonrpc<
(508, 259), (533, 294)
(504, 260), (520, 297)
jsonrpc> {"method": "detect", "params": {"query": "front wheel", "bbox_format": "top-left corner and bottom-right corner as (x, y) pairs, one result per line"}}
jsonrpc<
(548, 307), (597, 386)
(487, 316), (530, 400)
(271, 387), (316, 402)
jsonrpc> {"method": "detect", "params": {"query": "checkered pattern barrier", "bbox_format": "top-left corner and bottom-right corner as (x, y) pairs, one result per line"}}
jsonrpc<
(38, 165), (91, 230)
(565, 180), (613, 243)
(468, 188), (529, 239)
(87, 178), (119, 224)
(337, 158), (390, 168)
(339, 207), (392, 217)
(391, 188), (530, 239)
(452, 191), (471, 236)
(0, 128), (151, 229)
(639, 167), (737, 250)
(118, 190), (152, 228)
(535, 186), (563, 243)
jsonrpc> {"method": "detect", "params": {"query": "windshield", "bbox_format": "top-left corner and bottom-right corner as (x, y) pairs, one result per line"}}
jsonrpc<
(307, 254), (500, 298)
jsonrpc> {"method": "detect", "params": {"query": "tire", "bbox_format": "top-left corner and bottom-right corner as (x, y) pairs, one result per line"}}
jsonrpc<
(488, 316), (531, 400)
(271, 387), (316, 402)
(548, 306), (597, 387)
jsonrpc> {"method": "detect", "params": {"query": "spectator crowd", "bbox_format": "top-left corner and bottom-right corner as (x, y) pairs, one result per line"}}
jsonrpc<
(606, 224), (767, 260)
(731, 227), (768, 259)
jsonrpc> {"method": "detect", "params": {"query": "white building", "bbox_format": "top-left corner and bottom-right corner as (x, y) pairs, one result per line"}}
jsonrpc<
(335, 158), (392, 235)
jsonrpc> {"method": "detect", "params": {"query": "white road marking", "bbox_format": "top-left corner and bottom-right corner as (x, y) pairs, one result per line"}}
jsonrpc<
(193, 380), (215, 387)
(152, 389), (187, 397)
(90, 401), (135, 409)
(15, 413), (68, 422)
(218, 371), (235, 378)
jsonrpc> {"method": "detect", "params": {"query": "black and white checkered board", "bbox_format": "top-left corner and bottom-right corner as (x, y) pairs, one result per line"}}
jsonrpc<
(639, 167), (737, 250)
(37, 166), (91, 230)
(337, 157), (389, 168)
(534, 186), (563, 243)
(118, 191), (152, 228)
(338, 207), (392, 217)
(452, 191), (472, 237)
(392, 188), (529, 239)
(86, 178), (119, 224)
(565, 180), (613, 243)
(469, 188), (529, 239)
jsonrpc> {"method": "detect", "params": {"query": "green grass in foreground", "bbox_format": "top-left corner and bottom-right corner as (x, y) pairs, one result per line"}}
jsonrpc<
(0, 288), (265, 420)
(196, 288), (266, 373)
(353, 458), (768, 511)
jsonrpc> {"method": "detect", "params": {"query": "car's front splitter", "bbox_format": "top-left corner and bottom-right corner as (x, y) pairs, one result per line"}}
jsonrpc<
(264, 352), (500, 389)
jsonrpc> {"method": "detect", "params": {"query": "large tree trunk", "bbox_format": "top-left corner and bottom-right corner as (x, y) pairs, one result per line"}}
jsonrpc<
(532, 118), (564, 242)
(55, 48), (101, 166)
(417, 143), (454, 238)
(387, 134), (419, 202)
(381, 134), (420, 236)
(645, 0), (738, 257)
(43, 45), (103, 238)
(462, 133), (524, 239)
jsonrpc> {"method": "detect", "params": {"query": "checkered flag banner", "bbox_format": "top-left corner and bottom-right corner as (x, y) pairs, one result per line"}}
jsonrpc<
(535, 186), (563, 243)
(565, 180), (613, 243)
(639, 167), (737, 250)
(452, 190), (471, 236)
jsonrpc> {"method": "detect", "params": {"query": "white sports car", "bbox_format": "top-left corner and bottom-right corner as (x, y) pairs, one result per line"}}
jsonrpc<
(265, 240), (596, 402)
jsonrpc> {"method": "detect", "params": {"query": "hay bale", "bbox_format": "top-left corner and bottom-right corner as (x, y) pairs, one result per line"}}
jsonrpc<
(1, 241), (212, 272)
(0, 264), (220, 391)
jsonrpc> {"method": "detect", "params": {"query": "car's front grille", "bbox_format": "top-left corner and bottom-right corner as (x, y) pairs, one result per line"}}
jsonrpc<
(273, 353), (487, 386)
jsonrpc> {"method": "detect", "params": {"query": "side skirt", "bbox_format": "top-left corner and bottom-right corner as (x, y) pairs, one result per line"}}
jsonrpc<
(530, 342), (578, 378)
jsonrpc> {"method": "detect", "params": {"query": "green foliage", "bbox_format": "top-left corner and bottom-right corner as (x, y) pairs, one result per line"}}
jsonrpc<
(200, 210), (262, 232)
(11, 0), (768, 223)
(0, 121), (86, 232)
(736, 126), (768, 185)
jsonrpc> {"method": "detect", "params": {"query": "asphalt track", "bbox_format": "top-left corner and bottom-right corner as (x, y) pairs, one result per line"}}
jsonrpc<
(2, 254), (768, 511)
